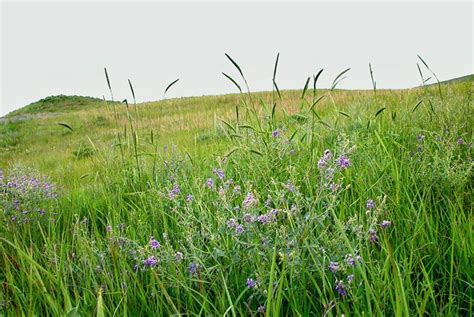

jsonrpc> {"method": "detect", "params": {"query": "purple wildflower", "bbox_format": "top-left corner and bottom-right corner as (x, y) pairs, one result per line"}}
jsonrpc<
(106, 225), (112, 233)
(149, 236), (161, 250)
(246, 278), (257, 289)
(243, 213), (255, 223)
(347, 274), (354, 284)
(213, 168), (225, 180)
(206, 178), (214, 189)
(368, 228), (378, 244)
(457, 138), (464, 145)
(186, 194), (193, 202)
(189, 262), (198, 275)
(328, 261), (340, 273)
(168, 184), (180, 200)
(227, 218), (237, 228)
(380, 220), (392, 229)
(143, 256), (158, 268)
(335, 155), (351, 170)
(38, 209), (45, 216)
(233, 185), (241, 193)
(366, 199), (376, 210)
(257, 214), (270, 225)
(243, 192), (256, 208)
(317, 158), (328, 171)
(345, 255), (356, 267)
(272, 129), (280, 138)
(335, 280), (347, 296)
(235, 224), (245, 235)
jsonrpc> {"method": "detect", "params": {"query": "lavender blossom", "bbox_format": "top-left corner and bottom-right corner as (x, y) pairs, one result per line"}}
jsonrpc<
(213, 168), (225, 180)
(335, 280), (347, 296)
(328, 261), (340, 273)
(380, 220), (392, 229)
(243, 192), (256, 208)
(243, 213), (255, 223)
(149, 236), (161, 250)
(246, 278), (257, 289)
(347, 274), (355, 284)
(186, 194), (193, 202)
(368, 228), (378, 244)
(206, 178), (214, 189)
(189, 262), (198, 275)
(257, 214), (270, 225)
(235, 224), (245, 235)
(168, 184), (180, 200)
(143, 256), (158, 268)
(366, 199), (376, 210)
(227, 218), (237, 228)
(335, 155), (351, 170)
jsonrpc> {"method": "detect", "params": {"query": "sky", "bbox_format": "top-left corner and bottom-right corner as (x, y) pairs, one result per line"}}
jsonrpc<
(1, 1), (472, 116)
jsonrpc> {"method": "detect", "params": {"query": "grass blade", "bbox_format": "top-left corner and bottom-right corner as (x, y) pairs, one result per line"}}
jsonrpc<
(104, 67), (113, 101)
(128, 79), (136, 104)
(222, 72), (242, 93)
(374, 107), (386, 118)
(331, 68), (351, 90)
(164, 78), (180, 97)
(301, 77), (311, 99)
(57, 122), (73, 131)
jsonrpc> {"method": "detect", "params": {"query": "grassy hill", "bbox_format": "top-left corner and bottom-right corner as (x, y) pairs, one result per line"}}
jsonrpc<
(0, 75), (472, 315)
(5, 95), (107, 117)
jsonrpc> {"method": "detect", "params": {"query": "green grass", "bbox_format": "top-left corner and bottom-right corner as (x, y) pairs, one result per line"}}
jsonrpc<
(0, 70), (472, 316)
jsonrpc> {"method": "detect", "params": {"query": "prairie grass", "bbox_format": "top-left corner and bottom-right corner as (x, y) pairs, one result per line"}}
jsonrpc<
(0, 65), (472, 316)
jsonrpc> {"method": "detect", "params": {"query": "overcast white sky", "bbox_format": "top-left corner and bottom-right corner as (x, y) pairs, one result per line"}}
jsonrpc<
(1, 1), (472, 116)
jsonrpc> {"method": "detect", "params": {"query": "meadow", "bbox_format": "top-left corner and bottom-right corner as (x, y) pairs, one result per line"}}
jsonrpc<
(0, 58), (472, 316)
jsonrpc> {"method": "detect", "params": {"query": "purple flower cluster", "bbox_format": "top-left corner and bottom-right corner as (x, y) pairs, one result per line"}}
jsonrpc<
(168, 184), (180, 200)
(318, 149), (332, 171)
(366, 199), (376, 210)
(368, 228), (378, 244)
(380, 220), (392, 229)
(189, 262), (198, 275)
(213, 168), (225, 180)
(1, 168), (59, 224)
(226, 218), (245, 235)
(335, 280), (347, 296)
(243, 192), (257, 208)
(345, 254), (362, 267)
(328, 261), (340, 273)
(149, 236), (161, 250)
(272, 129), (280, 138)
(335, 155), (351, 170)
(246, 278), (257, 289)
(143, 256), (158, 268)
(206, 178), (214, 189)
(257, 209), (278, 225)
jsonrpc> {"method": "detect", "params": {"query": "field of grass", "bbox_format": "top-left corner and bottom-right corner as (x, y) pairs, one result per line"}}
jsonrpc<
(0, 62), (472, 316)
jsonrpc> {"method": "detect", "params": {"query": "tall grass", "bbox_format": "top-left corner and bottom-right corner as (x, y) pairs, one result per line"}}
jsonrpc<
(0, 56), (472, 316)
